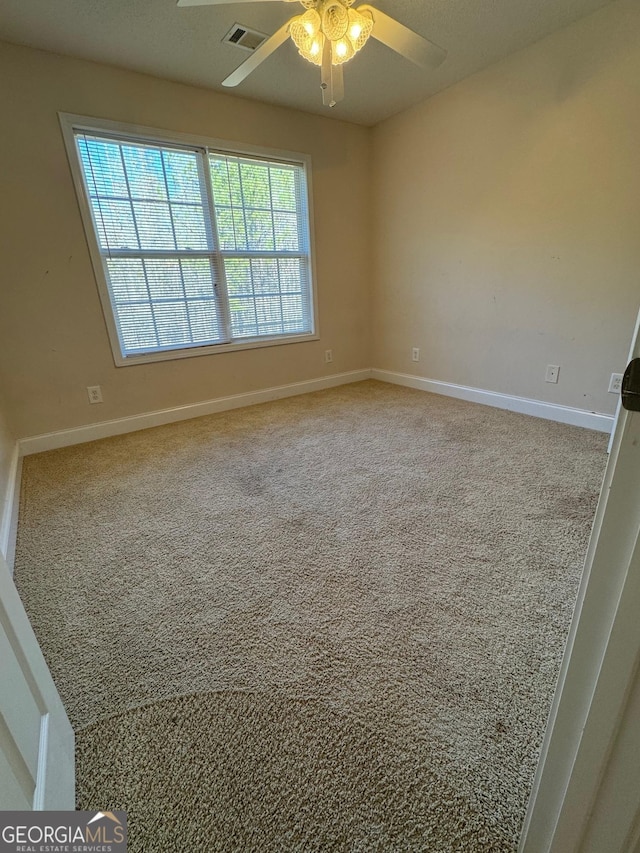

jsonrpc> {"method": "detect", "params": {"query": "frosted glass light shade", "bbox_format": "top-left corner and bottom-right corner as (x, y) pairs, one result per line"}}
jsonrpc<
(290, 12), (325, 66)
(290, 2), (373, 67)
(347, 7), (373, 53)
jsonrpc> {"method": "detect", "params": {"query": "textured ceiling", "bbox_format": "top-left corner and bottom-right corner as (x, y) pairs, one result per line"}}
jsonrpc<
(0, 0), (614, 125)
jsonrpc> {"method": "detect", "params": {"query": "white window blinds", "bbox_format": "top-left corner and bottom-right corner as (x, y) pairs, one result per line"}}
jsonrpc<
(209, 153), (312, 341)
(73, 129), (314, 361)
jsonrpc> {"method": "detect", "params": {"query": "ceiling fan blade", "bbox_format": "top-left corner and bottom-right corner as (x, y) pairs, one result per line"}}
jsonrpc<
(222, 21), (290, 87)
(178, 0), (294, 7)
(358, 4), (446, 70)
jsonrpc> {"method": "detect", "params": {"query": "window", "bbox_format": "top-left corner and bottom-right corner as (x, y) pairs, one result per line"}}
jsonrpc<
(60, 115), (317, 365)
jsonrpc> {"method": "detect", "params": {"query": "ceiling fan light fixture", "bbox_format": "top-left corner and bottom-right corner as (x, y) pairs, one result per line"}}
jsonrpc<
(309, 34), (324, 60)
(300, 8), (321, 36)
(291, 1), (372, 68)
(346, 7), (373, 52)
(331, 36), (353, 64)
(290, 16), (325, 65)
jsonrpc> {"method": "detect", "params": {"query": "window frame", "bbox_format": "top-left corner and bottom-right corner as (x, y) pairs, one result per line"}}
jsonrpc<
(59, 113), (320, 367)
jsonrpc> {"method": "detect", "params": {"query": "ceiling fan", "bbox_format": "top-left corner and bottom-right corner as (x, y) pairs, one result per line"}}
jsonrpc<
(177, 0), (447, 107)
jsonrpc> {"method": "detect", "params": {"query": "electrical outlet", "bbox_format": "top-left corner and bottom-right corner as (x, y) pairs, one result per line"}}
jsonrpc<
(609, 373), (623, 394)
(412, 347), (420, 363)
(87, 385), (103, 404)
(545, 365), (560, 384)
(325, 349), (333, 364)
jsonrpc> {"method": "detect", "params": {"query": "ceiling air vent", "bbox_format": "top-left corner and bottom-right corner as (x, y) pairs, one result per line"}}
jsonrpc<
(223, 23), (268, 52)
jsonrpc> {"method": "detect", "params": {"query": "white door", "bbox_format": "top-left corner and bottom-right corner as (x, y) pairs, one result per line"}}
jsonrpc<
(0, 550), (75, 809)
(520, 308), (640, 853)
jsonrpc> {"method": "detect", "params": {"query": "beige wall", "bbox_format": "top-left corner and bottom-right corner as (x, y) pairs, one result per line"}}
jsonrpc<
(372, 0), (640, 416)
(3, 0), (639, 439)
(0, 41), (372, 437)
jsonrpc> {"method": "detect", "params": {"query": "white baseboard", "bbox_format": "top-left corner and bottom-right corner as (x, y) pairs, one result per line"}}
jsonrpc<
(371, 369), (614, 434)
(18, 369), (373, 456)
(0, 442), (21, 567)
(15, 366), (614, 460)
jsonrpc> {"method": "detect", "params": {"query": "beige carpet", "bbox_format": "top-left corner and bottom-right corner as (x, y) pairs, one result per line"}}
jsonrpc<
(14, 381), (607, 851)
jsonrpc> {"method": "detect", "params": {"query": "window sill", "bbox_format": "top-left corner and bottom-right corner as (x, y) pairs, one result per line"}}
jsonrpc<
(113, 331), (319, 367)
